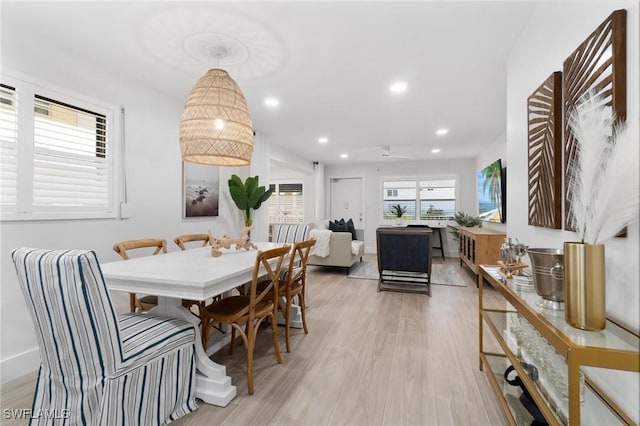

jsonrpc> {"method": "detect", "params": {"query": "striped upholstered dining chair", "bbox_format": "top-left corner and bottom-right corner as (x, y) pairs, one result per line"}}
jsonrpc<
(271, 223), (310, 244)
(11, 248), (199, 425)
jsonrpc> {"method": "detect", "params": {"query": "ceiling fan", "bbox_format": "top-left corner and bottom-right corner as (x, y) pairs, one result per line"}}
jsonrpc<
(380, 145), (414, 159)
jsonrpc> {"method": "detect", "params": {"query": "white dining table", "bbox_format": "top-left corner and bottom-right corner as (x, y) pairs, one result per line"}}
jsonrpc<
(100, 241), (285, 407)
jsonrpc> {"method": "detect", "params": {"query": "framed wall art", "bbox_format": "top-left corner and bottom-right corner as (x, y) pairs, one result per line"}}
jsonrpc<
(563, 9), (626, 230)
(183, 161), (219, 218)
(528, 71), (563, 229)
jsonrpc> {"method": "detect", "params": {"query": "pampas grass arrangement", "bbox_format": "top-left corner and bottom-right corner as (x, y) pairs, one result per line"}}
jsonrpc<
(567, 91), (639, 244)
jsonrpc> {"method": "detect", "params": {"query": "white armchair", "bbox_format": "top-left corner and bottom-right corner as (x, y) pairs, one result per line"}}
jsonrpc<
(306, 220), (364, 273)
(11, 248), (198, 425)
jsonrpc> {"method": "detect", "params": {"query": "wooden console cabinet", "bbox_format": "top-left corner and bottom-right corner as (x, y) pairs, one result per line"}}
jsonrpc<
(458, 227), (505, 274)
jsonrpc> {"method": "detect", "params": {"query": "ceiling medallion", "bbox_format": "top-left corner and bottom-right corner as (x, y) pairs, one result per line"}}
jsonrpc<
(139, 6), (284, 80)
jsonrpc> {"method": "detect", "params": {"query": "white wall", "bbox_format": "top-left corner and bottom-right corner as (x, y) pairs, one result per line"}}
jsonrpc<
(324, 157), (477, 255)
(0, 23), (268, 383)
(506, 1), (639, 333)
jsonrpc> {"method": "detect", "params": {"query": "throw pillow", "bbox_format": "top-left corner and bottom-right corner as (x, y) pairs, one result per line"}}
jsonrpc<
(346, 218), (358, 240)
(329, 220), (348, 233)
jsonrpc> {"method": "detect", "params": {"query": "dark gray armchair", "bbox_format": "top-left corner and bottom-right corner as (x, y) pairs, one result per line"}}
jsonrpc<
(376, 226), (433, 295)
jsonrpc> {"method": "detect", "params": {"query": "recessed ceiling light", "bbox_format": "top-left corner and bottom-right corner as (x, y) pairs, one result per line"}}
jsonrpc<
(431, 148), (441, 154)
(389, 81), (408, 94)
(435, 128), (449, 135)
(318, 137), (329, 144)
(264, 97), (279, 107)
(340, 153), (348, 159)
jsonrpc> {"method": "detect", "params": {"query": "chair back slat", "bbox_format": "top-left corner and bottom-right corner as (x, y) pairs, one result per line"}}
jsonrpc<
(284, 239), (316, 292)
(174, 233), (210, 251)
(249, 246), (289, 313)
(112, 239), (167, 312)
(113, 239), (167, 260)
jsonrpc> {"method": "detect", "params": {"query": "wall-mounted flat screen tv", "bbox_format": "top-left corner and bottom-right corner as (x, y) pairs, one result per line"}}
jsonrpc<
(477, 159), (506, 223)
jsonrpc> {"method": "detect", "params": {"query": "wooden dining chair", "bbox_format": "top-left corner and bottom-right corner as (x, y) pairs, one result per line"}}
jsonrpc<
(112, 238), (166, 312)
(200, 245), (290, 395)
(174, 233), (211, 251)
(277, 238), (316, 352)
(174, 233), (215, 324)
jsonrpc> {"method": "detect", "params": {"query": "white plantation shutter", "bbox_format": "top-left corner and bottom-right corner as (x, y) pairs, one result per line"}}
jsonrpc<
(1, 73), (118, 220)
(0, 85), (18, 208)
(277, 183), (303, 223)
(32, 96), (109, 209)
(268, 182), (304, 224)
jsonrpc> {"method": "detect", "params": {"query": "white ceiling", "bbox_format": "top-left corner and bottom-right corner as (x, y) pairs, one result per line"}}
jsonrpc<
(2, 1), (539, 165)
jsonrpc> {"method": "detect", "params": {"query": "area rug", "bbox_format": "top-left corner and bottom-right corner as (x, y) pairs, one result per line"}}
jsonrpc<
(347, 260), (467, 287)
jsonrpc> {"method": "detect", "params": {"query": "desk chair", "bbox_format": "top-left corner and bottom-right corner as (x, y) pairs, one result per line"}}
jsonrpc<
(201, 246), (289, 395)
(11, 247), (198, 424)
(113, 238), (166, 312)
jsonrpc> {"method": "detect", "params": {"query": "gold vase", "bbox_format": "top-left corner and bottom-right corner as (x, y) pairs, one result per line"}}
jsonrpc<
(564, 241), (606, 331)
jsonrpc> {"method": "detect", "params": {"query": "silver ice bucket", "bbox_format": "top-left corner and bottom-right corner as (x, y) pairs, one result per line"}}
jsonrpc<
(527, 248), (564, 310)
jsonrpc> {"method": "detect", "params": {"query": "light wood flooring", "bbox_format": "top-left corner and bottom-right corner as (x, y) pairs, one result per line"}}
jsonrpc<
(1, 254), (508, 426)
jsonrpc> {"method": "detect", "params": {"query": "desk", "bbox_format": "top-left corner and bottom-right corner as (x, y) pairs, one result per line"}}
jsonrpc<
(100, 242), (283, 407)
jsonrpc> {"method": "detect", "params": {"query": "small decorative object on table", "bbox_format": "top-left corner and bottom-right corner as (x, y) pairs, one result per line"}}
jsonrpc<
(209, 227), (257, 257)
(497, 261), (528, 280)
(498, 238), (528, 279)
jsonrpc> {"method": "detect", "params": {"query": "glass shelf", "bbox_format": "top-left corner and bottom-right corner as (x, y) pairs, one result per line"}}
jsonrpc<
(483, 354), (535, 425)
(482, 266), (639, 353)
(484, 310), (624, 425)
(479, 265), (639, 425)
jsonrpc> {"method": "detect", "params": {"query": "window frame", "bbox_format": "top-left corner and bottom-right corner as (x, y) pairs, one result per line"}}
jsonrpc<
(380, 175), (458, 223)
(1, 71), (121, 221)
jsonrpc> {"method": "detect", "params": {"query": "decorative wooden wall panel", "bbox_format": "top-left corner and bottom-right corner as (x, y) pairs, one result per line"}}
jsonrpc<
(528, 72), (562, 229)
(563, 9), (626, 230)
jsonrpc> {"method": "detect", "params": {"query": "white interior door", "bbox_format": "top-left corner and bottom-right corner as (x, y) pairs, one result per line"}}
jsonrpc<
(330, 177), (363, 229)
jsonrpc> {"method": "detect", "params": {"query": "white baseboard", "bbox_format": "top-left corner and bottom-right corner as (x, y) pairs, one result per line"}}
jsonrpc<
(1, 347), (40, 385)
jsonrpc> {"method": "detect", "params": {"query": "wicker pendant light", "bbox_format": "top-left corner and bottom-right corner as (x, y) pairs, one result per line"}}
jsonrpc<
(180, 50), (253, 166)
